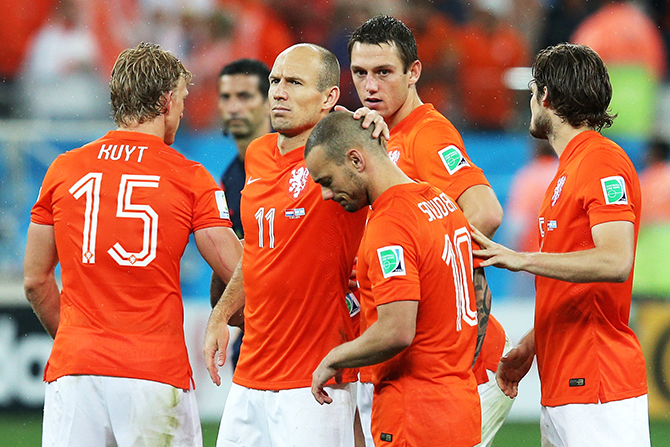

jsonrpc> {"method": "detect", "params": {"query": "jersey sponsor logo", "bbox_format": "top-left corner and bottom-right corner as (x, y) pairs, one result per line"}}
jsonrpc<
(246, 176), (261, 185)
(287, 166), (310, 200)
(601, 176), (628, 205)
(438, 145), (469, 175)
(215, 191), (230, 220)
(387, 148), (401, 165)
(377, 245), (406, 278)
(345, 291), (360, 317)
(551, 175), (566, 206)
(284, 208), (305, 219)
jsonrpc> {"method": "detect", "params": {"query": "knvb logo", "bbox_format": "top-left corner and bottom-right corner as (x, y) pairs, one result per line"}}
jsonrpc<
(377, 245), (406, 279)
(288, 167), (309, 199)
(387, 149), (401, 165)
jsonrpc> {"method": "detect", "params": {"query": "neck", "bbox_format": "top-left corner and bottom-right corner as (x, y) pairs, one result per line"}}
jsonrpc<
(548, 120), (594, 158)
(277, 127), (314, 155)
(117, 118), (165, 141)
(387, 87), (423, 130)
(368, 159), (415, 205)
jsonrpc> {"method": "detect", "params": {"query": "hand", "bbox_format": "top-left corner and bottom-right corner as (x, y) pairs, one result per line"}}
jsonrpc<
(471, 225), (526, 272)
(311, 356), (342, 405)
(495, 341), (535, 398)
(335, 105), (390, 140)
(202, 308), (230, 386)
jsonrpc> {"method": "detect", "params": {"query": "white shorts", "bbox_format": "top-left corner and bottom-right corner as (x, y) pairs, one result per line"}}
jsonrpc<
(476, 336), (515, 447)
(217, 382), (356, 447)
(540, 395), (651, 447)
(43, 375), (202, 447)
(356, 381), (374, 447)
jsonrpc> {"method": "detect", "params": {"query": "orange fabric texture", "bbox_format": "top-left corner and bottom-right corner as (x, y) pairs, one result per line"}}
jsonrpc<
(387, 103), (506, 384)
(535, 131), (647, 406)
(234, 134), (367, 390)
(31, 131), (231, 390)
(358, 182), (480, 447)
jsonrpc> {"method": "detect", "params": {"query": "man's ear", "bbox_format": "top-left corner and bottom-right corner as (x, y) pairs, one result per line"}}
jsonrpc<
(348, 148), (366, 173)
(541, 86), (549, 107)
(324, 85), (340, 111)
(408, 60), (421, 87)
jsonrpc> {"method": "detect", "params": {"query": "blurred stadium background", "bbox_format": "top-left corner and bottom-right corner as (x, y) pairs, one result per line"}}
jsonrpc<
(2, 0), (670, 445)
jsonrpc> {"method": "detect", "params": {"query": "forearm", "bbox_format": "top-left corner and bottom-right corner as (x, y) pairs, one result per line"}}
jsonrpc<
(473, 267), (491, 365)
(24, 275), (60, 338)
(517, 328), (535, 355)
(324, 318), (410, 371)
(212, 259), (245, 326)
(518, 248), (630, 283)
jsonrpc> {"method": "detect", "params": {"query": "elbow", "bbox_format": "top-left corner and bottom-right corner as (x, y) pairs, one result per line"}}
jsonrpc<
(476, 208), (503, 238)
(389, 328), (415, 353)
(611, 261), (633, 283)
(23, 276), (46, 305)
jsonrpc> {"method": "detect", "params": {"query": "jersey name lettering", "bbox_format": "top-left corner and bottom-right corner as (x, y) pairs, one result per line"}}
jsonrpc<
(417, 193), (458, 222)
(97, 144), (149, 163)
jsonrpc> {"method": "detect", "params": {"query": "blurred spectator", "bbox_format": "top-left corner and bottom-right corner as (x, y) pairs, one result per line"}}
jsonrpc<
(639, 138), (670, 226)
(0, 0), (55, 117)
(400, 1), (461, 118)
(540, 0), (594, 51)
(571, 1), (667, 137)
(503, 140), (558, 297)
(19, 0), (109, 120)
(456, 0), (530, 130)
(184, 0), (292, 129)
(650, 0), (670, 81)
(267, 0), (335, 45)
(633, 138), (670, 298)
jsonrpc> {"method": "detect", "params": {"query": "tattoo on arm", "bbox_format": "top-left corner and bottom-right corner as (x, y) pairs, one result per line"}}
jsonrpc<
(473, 267), (491, 367)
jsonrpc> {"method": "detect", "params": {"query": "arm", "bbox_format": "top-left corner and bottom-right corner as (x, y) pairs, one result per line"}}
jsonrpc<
(203, 258), (246, 385)
(209, 238), (245, 308)
(23, 223), (60, 338)
(457, 184), (503, 238)
(312, 300), (417, 404)
(472, 267), (491, 366)
(472, 220), (635, 283)
(496, 328), (535, 398)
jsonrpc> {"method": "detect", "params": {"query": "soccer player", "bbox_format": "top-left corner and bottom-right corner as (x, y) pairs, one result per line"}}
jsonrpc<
(308, 111), (482, 446)
(472, 43), (651, 446)
(347, 15), (511, 447)
(23, 42), (243, 446)
(203, 44), (385, 446)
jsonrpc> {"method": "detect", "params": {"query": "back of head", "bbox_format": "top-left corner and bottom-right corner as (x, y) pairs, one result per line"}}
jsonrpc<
(219, 58), (271, 98)
(348, 15), (418, 72)
(305, 111), (385, 162)
(532, 43), (615, 131)
(296, 43), (341, 92)
(110, 42), (191, 127)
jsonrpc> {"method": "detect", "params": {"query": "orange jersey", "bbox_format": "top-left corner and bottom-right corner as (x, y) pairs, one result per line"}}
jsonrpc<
(234, 133), (367, 390)
(387, 103), (506, 384)
(358, 182), (480, 447)
(536, 131), (646, 406)
(31, 130), (232, 390)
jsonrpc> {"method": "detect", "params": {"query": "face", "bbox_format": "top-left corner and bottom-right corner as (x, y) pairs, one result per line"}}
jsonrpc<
(350, 42), (415, 123)
(164, 77), (188, 145)
(306, 146), (368, 213)
(218, 74), (269, 139)
(529, 81), (552, 140)
(269, 47), (332, 137)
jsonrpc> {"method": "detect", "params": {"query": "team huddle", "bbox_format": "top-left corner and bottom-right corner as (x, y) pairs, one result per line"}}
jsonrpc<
(24, 14), (650, 447)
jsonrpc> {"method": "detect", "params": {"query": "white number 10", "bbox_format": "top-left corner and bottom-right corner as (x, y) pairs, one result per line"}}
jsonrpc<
(442, 227), (478, 330)
(69, 173), (160, 266)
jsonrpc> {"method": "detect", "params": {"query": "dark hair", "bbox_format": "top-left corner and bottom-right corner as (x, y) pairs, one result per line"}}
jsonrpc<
(347, 15), (418, 72)
(305, 111), (385, 162)
(532, 43), (616, 131)
(219, 58), (270, 97)
(110, 42), (191, 127)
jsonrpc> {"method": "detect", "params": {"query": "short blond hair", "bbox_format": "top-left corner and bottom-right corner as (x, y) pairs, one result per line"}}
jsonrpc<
(110, 42), (192, 126)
